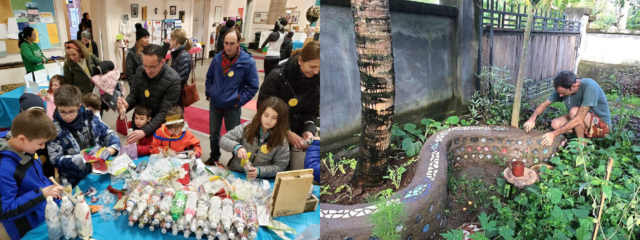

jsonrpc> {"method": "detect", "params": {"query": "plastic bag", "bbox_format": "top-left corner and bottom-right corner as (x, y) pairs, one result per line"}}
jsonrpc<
(120, 142), (138, 160)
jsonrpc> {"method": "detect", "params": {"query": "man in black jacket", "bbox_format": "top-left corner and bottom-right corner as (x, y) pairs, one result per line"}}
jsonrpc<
(216, 20), (235, 53)
(117, 44), (182, 144)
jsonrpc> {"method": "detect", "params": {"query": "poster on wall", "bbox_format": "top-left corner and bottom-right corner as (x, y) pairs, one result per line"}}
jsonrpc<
(39, 13), (54, 24)
(17, 22), (30, 31)
(0, 24), (6, 39)
(26, 2), (39, 9)
(238, 8), (244, 17)
(7, 18), (19, 39)
(254, 12), (267, 23)
(292, 11), (300, 24)
(28, 9), (40, 23)
(14, 11), (27, 19)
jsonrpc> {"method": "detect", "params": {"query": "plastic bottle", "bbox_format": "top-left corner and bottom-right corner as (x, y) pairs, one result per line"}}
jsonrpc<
(232, 201), (247, 233)
(238, 231), (248, 240)
(74, 196), (93, 239)
(228, 226), (237, 239)
(159, 188), (175, 218)
(245, 202), (258, 239)
(184, 192), (198, 223)
(215, 224), (224, 238)
(183, 229), (192, 238)
(45, 197), (63, 240)
(196, 226), (204, 240)
(190, 215), (198, 232)
(128, 213), (136, 227)
(59, 196), (77, 239)
(152, 212), (162, 226)
(147, 186), (164, 215)
(209, 196), (222, 229)
(138, 216), (145, 228)
(221, 198), (234, 231)
(126, 184), (144, 213)
(196, 193), (210, 227)
(171, 218), (180, 236)
(61, 179), (72, 195)
(137, 185), (155, 215)
(164, 215), (173, 229)
(177, 215), (187, 232)
(160, 221), (167, 234)
(202, 220), (210, 235)
(171, 191), (187, 221)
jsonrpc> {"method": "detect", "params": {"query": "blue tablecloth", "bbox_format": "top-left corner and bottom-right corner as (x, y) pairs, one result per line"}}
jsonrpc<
(0, 86), (48, 128)
(23, 156), (320, 240)
(293, 41), (304, 50)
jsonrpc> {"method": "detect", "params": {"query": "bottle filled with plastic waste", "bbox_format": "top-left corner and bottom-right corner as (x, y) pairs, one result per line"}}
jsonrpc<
(171, 191), (187, 221)
(209, 196), (222, 229)
(221, 198), (234, 231)
(75, 196), (93, 239)
(184, 192), (198, 223)
(59, 196), (77, 239)
(148, 186), (164, 215)
(45, 196), (63, 240)
(196, 193), (210, 227)
(159, 187), (175, 218)
(233, 201), (247, 233)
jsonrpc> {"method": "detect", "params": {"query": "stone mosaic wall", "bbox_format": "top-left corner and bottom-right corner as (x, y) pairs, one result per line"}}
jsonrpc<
(320, 126), (565, 240)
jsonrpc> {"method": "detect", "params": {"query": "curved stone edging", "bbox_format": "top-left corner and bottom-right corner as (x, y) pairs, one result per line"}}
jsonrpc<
(321, 126), (565, 240)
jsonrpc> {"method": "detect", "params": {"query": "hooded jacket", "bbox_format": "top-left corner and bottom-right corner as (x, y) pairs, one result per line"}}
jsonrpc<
(169, 45), (192, 87)
(125, 46), (143, 85)
(258, 55), (319, 136)
(125, 64), (182, 136)
(47, 107), (120, 186)
(205, 49), (259, 110)
(63, 54), (101, 95)
(0, 139), (55, 240)
(149, 124), (202, 157)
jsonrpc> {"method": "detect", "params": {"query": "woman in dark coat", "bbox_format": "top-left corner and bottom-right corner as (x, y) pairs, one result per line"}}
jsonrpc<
(258, 41), (320, 149)
(168, 28), (193, 108)
(62, 40), (101, 95)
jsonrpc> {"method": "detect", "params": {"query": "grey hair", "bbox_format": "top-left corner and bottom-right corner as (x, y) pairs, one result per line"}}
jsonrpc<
(81, 30), (92, 39)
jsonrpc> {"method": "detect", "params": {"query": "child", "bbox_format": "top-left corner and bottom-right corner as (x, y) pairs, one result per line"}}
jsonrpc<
(47, 85), (120, 186)
(116, 104), (154, 156)
(0, 109), (65, 240)
(16, 94), (56, 179)
(82, 93), (102, 121)
(150, 107), (201, 158)
(220, 97), (290, 178)
(41, 75), (64, 119)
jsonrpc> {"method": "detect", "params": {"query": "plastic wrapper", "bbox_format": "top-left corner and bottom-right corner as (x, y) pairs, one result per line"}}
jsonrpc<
(190, 158), (209, 179)
(120, 142), (138, 160)
(113, 196), (127, 212)
(148, 185), (165, 215)
(208, 196), (222, 229)
(110, 166), (138, 186)
(171, 191), (187, 221)
(221, 198), (234, 231)
(45, 197), (63, 240)
(233, 201), (248, 233)
(137, 185), (155, 215)
(267, 219), (297, 235)
(60, 196), (77, 239)
(196, 193), (210, 227)
(98, 206), (119, 222)
(240, 153), (254, 182)
(184, 192), (198, 222)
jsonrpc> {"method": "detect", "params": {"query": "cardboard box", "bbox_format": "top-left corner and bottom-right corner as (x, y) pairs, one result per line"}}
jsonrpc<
(270, 169), (314, 217)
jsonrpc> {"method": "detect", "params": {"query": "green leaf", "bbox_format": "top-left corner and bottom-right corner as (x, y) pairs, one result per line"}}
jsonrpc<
(626, 216), (634, 231)
(441, 230), (465, 239)
(445, 116), (460, 125)
(578, 182), (588, 194)
(576, 156), (585, 166)
(548, 188), (563, 204)
(602, 185), (612, 199)
(631, 145), (640, 152)
(404, 123), (417, 133)
(421, 118), (435, 126)
(552, 205), (564, 222)
(497, 226), (514, 240)
(576, 225), (590, 240)
(478, 212), (497, 231)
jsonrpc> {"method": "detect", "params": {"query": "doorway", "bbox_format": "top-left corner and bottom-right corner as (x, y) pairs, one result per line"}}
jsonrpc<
(192, 0), (205, 42)
(65, 0), (83, 40)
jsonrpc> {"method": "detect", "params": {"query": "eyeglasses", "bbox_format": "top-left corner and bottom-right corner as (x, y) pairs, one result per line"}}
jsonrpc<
(144, 60), (163, 70)
(59, 108), (79, 116)
(224, 42), (237, 46)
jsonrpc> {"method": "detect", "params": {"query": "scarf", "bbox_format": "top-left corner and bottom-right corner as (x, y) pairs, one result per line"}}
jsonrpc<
(222, 46), (241, 74)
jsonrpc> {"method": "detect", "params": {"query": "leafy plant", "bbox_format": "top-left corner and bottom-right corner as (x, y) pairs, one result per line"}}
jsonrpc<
(341, 158), (358, 170)
(383, 166), (407, 189)
(368, 197), (407, 240)
(461, 118), (475, 126)
(334, 185), (353, 201)
(376, 188), (394, 199)
(391, 124), (423, 157)
(402, 157), (418, 167)
(320, 185), (331, 196)
(469, 66), (530, 126)
(322, 152), (345, 176)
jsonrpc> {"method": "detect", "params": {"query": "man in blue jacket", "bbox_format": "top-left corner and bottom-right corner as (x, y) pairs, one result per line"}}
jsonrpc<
(204, 27), (259, 165)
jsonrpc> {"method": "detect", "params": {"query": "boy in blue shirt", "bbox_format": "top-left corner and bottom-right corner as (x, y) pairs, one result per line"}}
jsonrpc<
(0, 109), (65, 240)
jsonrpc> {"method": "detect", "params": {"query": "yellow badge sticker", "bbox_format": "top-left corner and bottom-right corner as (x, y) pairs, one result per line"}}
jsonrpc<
(145, 90), (150, 97)
(288, 98), (298, 107)
(260, 145), (269, 154)
(228, 71), (234, 77)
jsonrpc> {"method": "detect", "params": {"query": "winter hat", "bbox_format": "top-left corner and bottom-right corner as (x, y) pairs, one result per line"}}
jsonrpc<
(135, 23), (150, 41)
(225, 20), (236, 28)
(19, 93), (46, 113)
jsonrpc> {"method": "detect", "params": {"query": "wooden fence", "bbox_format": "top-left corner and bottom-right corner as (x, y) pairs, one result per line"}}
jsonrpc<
(478, 0), (581, 92)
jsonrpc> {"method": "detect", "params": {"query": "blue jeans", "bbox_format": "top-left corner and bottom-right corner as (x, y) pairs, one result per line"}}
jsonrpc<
(209, 104), (242, 161)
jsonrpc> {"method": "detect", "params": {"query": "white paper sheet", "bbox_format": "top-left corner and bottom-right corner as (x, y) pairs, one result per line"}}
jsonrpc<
(7, 18), (19, 39)
(0, 41), (7, 57)
(47, 65), (61, 77)
(39, 12), (54, 24)
(31, 69), (49, 86)
(0, 24), (7, 39)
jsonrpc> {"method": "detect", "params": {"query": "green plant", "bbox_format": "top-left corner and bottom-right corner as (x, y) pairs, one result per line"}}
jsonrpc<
(376, 188), (394, 199)
(391, 123), (424, 157)
(320, 185), (331, 196)
(383, 166), (406, 189)
(461, 118), (475, 126)
(402, 157), (418, 167)
(333, 185), (353, 202)
(421, 118), (450, 136)
(341, 158), (358, 170)
(322, 152), (345, 176)
(469, 66), (529, 126)
(368, 197), (407, 240)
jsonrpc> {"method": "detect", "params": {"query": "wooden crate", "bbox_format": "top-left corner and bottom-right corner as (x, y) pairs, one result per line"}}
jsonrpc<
(270, 169), (314, 217)
(304, 194), (319, 212)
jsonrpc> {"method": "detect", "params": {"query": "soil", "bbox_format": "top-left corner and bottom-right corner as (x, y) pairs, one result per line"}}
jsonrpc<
(319, 149), (419, 205)
(442, 155), (505, 233)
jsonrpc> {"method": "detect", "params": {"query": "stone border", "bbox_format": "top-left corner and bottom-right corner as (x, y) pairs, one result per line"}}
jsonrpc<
(320, 126), (564, 240)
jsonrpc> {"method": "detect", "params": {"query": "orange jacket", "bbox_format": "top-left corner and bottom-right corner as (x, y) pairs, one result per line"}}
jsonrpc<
(150, 124), (202, 158)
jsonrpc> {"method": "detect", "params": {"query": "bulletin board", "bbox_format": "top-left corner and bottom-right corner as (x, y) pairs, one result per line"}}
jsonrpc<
(0, 0), (62, 56)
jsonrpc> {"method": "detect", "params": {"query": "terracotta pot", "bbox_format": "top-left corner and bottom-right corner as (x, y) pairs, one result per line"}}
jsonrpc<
(509, 160), (525, 177)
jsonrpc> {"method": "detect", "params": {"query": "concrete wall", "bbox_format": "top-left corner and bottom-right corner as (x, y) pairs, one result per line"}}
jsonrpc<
(581, 30), (640, 65)
(320, 2), (474, 144)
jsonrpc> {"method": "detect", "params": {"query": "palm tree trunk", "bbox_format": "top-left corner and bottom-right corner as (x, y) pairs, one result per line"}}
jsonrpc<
(350, 0), (396, 188)
(511, 3), (536, 128)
